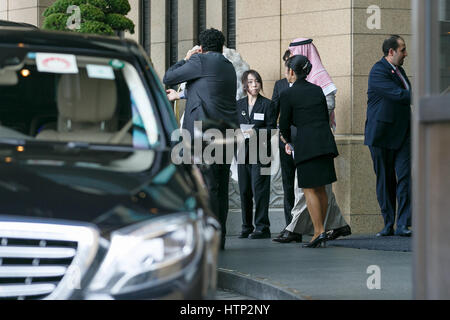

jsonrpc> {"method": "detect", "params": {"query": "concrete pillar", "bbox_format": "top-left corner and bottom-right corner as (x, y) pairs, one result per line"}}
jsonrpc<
(206, 0), (224, 31)
(0, 0), (50, 27)
(150, 0), (169, 81)
(0, 0), (7, 20)
(174, 0), (198, 122)
(178, 0), (197, 60)
(125, 0), (140, 43)
(236, 0), (281, 103)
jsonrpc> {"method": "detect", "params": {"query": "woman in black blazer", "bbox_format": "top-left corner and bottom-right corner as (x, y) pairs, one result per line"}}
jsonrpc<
(279, 55), (339, 248)
(236, 70), (277, 239)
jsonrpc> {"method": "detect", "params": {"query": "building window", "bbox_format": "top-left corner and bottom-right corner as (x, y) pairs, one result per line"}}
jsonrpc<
(141, 0), (151, 55)
(226, 0), (236, 49)
(167, 0), (178, 67)
(197, 0), (206, 42)
(439, 0), (450, 93)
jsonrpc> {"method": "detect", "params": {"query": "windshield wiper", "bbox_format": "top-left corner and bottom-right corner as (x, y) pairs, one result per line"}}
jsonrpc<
(0, 138), (164, 153)
(50, 141), (135, 153)
(60, 141), (164, 153)
(0, 138), (27, 146)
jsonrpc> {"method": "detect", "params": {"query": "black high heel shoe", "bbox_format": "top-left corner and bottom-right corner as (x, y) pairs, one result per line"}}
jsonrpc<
(302, 232), (327, 248)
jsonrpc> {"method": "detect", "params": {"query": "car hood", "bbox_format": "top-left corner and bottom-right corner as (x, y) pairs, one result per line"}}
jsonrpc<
(0, 148), (197, 237)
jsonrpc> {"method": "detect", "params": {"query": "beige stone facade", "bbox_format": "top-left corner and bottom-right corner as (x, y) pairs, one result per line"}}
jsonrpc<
(0, 0), (53, 26)
(0, 0), (413, 234)
(233, 0), (412, 233)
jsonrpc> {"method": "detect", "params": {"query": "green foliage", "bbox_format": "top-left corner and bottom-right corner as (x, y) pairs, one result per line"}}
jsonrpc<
(106, 0), (131, 15)
(79, 3), (105, 22)
(42, 13), (68, 30)
(88, 0), (108, 11)
(77, 20), (114, 35)
(42, 0), (134, 36)
(105, 13), (134, 34)
(43, 0), (86, 17)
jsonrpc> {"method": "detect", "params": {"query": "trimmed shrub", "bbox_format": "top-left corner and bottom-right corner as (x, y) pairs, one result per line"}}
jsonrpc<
(42, 13), (69, 31)
(43, 0), (86, 17)
(105, 13), (134, 34)
(88, 0), (108, 11)
(79, 3), (105, 22)
(77, 20), (114, 35)
(106, 0), (131, 15)
(42, 0), (134, 36)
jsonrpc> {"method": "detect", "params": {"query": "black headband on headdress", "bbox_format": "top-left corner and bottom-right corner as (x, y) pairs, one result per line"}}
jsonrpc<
(289, 39), (313, 47)
(302, 61), (309, 70)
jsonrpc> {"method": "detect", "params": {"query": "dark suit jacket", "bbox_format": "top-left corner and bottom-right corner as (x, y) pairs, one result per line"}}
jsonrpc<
(272, 78), (297, 140)
(272, 78), (289, 117)
(236, 95), (277, 164)
(279, 78), (338, 165)
(163, 52), (238, 136)
(364, 57), (411, 150)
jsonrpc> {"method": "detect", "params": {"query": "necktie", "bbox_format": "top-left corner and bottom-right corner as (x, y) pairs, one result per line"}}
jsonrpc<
(395, 68), (408, 90)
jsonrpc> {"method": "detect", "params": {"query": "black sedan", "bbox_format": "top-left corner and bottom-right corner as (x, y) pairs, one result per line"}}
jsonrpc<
(0, 27), (220, 300)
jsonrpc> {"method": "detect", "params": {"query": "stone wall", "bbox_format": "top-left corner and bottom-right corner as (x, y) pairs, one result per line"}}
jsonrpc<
(0, 0), (53, 26)
(233, 0), (412, 234)
(346, 0), (412, 232)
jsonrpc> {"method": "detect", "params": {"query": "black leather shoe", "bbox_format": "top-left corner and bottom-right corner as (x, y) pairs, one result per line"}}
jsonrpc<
(326, 225), (352, 241)
(238, 230), (253, 239)
(395, 226), (412, 237)
(376, 226), (394, 237)
(302, 232), (327, 248)
(276, 229), (287, 238)
(272, 231), (302, 243)
(248, 231), (271, 239)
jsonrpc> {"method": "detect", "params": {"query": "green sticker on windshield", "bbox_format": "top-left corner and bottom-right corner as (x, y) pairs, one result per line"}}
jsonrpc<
(109, 59), (125, 69)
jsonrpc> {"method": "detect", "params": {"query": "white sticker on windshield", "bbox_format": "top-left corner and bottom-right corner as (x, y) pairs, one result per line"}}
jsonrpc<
(36, 53), (79, 74)
(86, 64), (115, 80)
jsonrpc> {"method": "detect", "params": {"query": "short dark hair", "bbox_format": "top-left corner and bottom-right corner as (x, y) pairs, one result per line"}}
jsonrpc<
(286, 55), (312, 79)
(199, 28), (225, 53)
(242, 70), (263, 93)
(282, 49), (291, 62)
(382, 35), (404, 56)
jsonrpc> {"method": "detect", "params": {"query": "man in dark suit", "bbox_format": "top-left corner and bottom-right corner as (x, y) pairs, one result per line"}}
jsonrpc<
(365, 35), (412, 237)
(271, 50), (300, 239)
(163, 28), (238, 249)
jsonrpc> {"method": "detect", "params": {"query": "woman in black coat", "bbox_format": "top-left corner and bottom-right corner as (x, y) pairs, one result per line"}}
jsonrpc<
(236, 70), (277, 239)
(279, 55), (339, 248)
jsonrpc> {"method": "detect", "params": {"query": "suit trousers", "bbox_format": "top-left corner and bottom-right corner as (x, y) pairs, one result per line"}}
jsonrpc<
(203, 163), (231, 243)
(279, 138), (295, 226)
(368, 133), (412, 229)
(237, 163), (271, 233)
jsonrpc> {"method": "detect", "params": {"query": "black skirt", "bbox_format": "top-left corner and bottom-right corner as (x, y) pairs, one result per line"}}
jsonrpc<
(297, 154), (337, 188)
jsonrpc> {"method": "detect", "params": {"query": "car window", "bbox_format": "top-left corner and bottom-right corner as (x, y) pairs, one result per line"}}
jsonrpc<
(0, 49), (160, 149)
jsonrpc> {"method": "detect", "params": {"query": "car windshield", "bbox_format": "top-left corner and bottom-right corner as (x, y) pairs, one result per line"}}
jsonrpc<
(0, 48), (160, 150)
